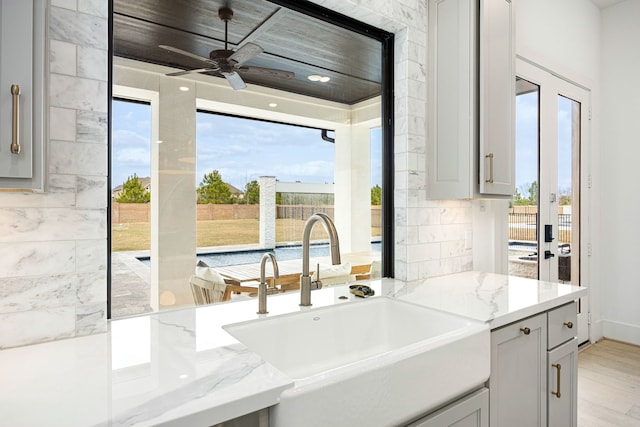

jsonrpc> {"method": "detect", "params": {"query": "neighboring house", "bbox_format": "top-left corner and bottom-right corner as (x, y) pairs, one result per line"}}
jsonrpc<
(111, 177), (151, 199)
(227, 183), (245, 202)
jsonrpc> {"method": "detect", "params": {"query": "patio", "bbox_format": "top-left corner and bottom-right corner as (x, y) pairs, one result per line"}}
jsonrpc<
(110, 247), (379, 319)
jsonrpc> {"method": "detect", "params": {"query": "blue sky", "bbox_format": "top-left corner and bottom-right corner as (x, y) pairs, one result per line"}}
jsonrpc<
(111, 100), (382, 191)
(111, 100), (152, 187)
(515, 91), (575, 198)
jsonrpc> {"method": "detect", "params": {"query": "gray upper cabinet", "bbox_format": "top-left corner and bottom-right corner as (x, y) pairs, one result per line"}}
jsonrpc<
(0, 0), (46, 191)
(427, 0), (515, 199)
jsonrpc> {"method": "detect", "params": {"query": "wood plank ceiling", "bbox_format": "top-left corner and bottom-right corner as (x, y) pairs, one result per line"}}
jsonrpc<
(113, 0), (382, 104)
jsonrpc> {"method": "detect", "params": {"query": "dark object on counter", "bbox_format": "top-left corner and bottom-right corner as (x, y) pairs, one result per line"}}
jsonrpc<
(349, 284), (375, 298)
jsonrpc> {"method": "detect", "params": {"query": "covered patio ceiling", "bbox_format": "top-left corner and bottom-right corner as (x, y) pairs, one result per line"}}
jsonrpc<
(113, 0), (383, 105)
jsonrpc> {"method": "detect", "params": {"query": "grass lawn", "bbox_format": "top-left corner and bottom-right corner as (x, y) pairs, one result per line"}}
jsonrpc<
(112, 219), (382, 252)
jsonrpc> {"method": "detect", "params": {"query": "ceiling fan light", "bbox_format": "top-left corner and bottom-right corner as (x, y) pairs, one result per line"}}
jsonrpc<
(308, 74), (322, 82)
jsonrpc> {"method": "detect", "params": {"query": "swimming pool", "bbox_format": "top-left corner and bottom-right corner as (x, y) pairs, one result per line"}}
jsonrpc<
(138, 241), (381, 267)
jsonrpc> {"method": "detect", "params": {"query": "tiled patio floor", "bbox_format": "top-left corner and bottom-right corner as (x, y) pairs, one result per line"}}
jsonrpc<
(110, 251), (153, 318)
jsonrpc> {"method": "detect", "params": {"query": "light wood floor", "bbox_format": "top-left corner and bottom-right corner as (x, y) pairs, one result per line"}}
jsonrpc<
(578, 339), (640, 426)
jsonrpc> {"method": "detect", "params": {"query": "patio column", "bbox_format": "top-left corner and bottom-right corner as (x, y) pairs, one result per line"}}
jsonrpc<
(151, 77), (197, 310)
(334, 124), (371, 253)
(259, 176), (276, 249)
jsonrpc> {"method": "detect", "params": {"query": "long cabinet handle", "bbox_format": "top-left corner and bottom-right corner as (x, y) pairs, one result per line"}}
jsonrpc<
(551, 363), (562, 398)
(485, 153), (494, 183)
(11, 84), (21, 154)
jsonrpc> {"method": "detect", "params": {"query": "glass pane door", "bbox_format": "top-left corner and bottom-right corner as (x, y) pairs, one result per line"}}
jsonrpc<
(510, 77), (540, 279)
(513, 58), (590, 344)
(557, 95), (581, 285)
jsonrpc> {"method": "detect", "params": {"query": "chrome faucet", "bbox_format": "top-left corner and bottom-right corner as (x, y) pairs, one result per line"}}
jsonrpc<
(300, 213), (341, 307)
(258, 253), (279, 314)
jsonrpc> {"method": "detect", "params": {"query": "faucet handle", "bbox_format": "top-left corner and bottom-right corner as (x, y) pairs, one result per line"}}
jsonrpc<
(312, 263), (323, 290)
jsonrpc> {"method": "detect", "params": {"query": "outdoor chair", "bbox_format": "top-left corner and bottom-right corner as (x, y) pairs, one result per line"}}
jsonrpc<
(190, 262), (258, 305)
(309, 262), (356, 286)
(355, 260), (381, 281)
(189, 274), (233, 304)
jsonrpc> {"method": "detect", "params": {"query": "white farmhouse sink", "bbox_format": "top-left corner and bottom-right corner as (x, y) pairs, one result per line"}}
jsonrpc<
(223, 297), (489, 427)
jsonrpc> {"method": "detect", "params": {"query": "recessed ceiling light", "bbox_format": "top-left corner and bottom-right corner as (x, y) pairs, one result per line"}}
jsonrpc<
(156, 140), (163, 144)
(179, 86), (189, 92)
(269, 102), (278, 108)
(308, 74), (330, 83)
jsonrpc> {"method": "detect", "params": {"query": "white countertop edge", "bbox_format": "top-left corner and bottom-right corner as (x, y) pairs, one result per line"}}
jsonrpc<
(143, 382), (292, 427)
(489, 287), (588, 330)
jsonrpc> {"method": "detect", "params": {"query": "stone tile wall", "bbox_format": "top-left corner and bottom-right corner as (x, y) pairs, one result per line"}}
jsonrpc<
(0, 0), (108, 348)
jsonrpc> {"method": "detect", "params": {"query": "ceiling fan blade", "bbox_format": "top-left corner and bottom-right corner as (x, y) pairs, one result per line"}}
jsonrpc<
(159, 45), (217, 65)
(229, 42), (263, 66)
(238, 66), (295, 80)
(166, 68), (217, 77)
(222, 71), (247, 90)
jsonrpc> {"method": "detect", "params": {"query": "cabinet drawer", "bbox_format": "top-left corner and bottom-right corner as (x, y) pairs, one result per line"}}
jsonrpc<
(547, 302), (577, 349)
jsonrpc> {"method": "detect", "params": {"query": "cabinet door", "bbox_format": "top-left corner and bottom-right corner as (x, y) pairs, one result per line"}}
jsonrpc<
(426, 0), (477, 199)
(407, 388), (488, 427)
(0, 0), (45, 190)
(479, 0), (515, 195)
(548, 339), (578, 427)
(490, 313), (546, 427)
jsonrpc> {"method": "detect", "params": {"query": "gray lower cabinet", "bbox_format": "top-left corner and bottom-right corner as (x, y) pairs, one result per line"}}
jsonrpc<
(547, 303), (578, 427)
(406, 388), (489, 427)
(489, 312), (547, 427)
(489, 302), (578, 427)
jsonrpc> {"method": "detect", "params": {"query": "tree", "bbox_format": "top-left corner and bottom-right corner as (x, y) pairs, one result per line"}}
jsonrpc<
(197, 170), (232, 204)
(527, 181), (538, 205)
(115, 174), (150, 203)
(244, 180), (260, 204)
(371, 184), (382, 205)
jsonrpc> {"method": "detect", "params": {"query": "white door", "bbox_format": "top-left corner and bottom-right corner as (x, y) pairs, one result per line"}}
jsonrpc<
(513, 59), (590, 345)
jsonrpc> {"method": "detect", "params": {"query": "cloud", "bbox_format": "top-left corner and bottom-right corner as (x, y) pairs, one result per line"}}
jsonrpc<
(115, 147), (150, 165)
(112, 129), (150, 147)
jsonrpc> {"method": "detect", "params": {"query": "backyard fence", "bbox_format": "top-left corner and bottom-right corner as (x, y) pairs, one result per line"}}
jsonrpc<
(112, 203), (382, 228)
(508, 212), (572, 243)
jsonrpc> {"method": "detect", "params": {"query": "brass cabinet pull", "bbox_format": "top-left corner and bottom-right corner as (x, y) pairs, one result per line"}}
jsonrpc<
(11, 84), (21, 154)
(520, 327), (531, 335)
(485, 153), (494, 183)
(551, 363), (562, 398)
(563, 321), (573, 329)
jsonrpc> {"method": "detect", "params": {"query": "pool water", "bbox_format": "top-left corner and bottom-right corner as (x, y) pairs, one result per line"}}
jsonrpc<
(138, 241), (381, 268)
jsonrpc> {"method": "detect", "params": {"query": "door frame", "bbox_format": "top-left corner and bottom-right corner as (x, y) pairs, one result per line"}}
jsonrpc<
(515, 57), (591, 345)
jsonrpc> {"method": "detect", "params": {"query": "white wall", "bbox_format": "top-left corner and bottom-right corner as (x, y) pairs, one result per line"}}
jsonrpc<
(516, 0), (601, 86)
(599, 0), (640, 345)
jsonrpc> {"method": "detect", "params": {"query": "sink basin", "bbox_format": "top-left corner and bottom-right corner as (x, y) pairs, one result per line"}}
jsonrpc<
(223, 296), (489, 427)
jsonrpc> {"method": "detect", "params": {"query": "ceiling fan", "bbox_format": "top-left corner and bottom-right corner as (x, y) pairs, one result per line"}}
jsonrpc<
(159, 7), (294, 90)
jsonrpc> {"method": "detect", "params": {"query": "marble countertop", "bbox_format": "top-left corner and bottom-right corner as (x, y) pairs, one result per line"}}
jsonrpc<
(391, 271), (588, 329)
(0, 271), (586, 426)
